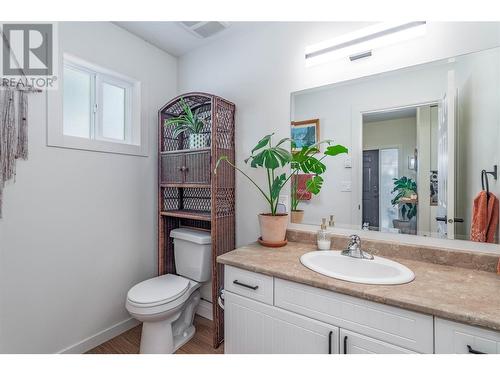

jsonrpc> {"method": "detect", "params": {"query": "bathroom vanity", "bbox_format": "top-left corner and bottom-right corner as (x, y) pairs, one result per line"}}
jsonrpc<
(217, 239), (500, 354)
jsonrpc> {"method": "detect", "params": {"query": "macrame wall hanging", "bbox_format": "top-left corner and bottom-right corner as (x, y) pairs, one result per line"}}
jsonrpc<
(0, 24), (41, 217)
(0, 85), (32, 217)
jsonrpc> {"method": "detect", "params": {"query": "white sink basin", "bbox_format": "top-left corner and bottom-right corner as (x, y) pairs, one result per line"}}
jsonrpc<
(300, 251), (414, 285)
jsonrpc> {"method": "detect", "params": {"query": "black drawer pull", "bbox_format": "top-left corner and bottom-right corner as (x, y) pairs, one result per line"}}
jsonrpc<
(328, 331), (333, 354)
(467, 345), (485, 354)
(343, 336), (348, 354)
(233, 280), (259, 290)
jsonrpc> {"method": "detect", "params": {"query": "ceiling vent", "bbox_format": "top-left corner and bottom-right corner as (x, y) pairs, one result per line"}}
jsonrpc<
(179, 21), (229, 38)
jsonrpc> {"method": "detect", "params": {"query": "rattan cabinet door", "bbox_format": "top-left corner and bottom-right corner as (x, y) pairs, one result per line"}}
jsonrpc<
(184, 150), (211, 185)
(161, 153), (185, 184)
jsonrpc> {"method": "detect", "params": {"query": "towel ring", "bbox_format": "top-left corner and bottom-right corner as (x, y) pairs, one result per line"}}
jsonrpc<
(481, 170), (490, 196)
(481, 165), (497, 197)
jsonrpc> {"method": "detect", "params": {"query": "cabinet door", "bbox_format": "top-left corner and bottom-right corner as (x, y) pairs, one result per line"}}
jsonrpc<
(340, 329), (416, 354)
(160, 154), (185, 184)
(184, 150), (211, 185)
(435, 318), (500, 354)
(225, 291), (339, 354)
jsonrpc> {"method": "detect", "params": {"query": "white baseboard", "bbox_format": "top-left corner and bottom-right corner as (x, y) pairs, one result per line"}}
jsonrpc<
(196, 299), (213, 321)
(58, 317), (140, 354)
(59, 301), (211, 354)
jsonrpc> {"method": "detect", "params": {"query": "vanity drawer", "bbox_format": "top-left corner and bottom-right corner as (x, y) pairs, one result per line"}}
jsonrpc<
(435, 318), (500, 354)
(224, 266), (274, 305)
(340, 329), (417, 354)
(274, 278), (433, 353)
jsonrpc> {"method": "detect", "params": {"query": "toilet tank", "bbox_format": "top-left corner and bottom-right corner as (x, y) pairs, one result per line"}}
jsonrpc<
(170, 228), (212, 282)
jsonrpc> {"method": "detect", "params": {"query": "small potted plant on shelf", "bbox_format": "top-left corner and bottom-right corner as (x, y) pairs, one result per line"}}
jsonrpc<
(164, 97), (209, 149)
(215, 133), (347, 246)
(391, 176), (418, 234)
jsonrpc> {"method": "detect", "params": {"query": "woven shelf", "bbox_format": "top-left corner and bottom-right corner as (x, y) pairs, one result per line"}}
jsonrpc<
(160, 183), (212, 189)
(158, 92), (235, 349)
(160, 210), (212, 221)
(160, 147), (211, 155)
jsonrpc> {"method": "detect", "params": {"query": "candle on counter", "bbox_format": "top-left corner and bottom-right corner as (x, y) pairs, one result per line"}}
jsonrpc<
(317, 239), (331, 250)
(317, 218), (331, 250)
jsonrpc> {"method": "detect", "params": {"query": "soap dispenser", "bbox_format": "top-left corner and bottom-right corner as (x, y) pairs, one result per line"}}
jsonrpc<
(328, 215), (335, 227)
(317, 218), (331, 250)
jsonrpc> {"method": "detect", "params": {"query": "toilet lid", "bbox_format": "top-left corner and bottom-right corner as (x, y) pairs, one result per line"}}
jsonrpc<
(127, 274), (190, 305)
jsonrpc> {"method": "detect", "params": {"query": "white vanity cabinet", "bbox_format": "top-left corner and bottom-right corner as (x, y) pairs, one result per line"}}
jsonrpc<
(223, 265), (431, 354)
(223, 265), (499, 354)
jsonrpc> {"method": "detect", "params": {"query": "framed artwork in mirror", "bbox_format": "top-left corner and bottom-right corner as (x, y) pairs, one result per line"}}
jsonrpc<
(291, 118), (319, 152)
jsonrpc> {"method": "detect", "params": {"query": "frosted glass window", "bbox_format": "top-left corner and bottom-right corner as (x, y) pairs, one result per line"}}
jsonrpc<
(102, 83), (126, 140)
(59, 56), (142, 155)
(380, 148), (399, 231)
(63, 66), (91, 138)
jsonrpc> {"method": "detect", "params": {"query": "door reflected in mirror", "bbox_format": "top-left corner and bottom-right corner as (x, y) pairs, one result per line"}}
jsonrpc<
(362, 105), (439, 237)
(290, 47), (500, 244)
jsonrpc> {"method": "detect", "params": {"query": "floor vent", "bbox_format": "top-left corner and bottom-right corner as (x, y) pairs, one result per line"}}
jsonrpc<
(180, 21), (229, 38)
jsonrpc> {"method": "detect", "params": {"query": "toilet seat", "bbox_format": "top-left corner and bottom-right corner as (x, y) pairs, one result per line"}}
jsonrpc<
(127, 274), (190, 308)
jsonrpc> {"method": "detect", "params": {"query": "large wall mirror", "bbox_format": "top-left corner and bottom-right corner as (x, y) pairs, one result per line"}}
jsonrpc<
(290, 46), (500, 244)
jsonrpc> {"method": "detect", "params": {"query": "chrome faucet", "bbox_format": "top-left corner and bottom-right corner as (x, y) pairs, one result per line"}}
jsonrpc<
(341, 235), (374, 260)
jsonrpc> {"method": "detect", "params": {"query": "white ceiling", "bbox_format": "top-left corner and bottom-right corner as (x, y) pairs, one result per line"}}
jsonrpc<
(114, 22), (258, 56)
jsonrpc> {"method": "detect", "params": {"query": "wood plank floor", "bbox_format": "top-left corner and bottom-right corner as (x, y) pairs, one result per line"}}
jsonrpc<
(86, 316), (224, 354)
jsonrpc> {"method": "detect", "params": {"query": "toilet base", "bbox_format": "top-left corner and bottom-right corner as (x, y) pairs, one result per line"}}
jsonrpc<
(139, 321), (197, 354)
(173, 324), (196, 352)
(139, 290), (200, 354)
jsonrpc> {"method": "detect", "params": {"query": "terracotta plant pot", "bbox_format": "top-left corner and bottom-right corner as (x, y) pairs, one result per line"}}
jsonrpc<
(290, 210), (304, 224)
(258, 213), (288, 243)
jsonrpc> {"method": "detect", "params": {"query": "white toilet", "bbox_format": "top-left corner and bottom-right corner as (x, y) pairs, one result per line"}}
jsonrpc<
(126, 228), (211, 354)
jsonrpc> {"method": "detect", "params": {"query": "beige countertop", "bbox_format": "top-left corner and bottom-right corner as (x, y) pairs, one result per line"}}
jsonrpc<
(217, 241), (500, 331)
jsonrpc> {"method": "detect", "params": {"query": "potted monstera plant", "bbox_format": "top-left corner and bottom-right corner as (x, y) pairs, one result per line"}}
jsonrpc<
(164, 98), (208, 149)
(391, 176), (418, 234)
(215, 133), (347, 246)
(289, 143), (348, 223)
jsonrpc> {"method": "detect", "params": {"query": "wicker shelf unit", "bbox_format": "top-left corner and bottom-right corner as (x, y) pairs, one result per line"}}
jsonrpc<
(158, 92), (235, 348)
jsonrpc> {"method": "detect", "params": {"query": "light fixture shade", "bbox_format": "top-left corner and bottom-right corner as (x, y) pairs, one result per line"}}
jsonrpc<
(305, 22), (427, 66)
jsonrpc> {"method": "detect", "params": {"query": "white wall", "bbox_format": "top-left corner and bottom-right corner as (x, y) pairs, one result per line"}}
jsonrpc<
(363, 117), (417, 180)
(0, 22), (177, 353)
(178, 22), (500, 247)
(455, 48), (500, 240)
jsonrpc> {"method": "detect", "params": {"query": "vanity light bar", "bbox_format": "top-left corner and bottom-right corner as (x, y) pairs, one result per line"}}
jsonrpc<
(305, 21), (426, 65)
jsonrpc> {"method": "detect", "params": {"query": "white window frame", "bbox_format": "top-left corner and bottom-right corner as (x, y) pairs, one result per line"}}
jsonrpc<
(47, 53), (147, 156)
